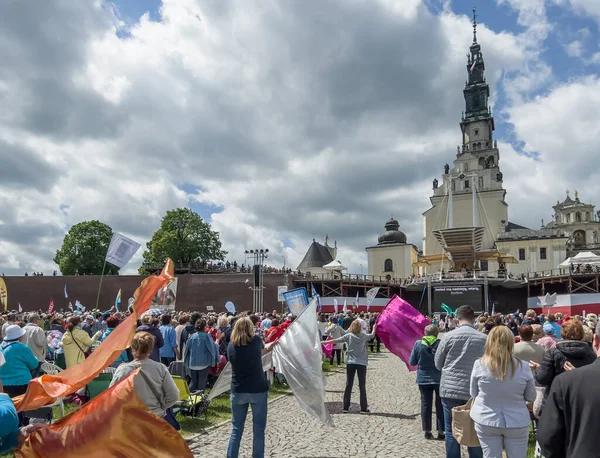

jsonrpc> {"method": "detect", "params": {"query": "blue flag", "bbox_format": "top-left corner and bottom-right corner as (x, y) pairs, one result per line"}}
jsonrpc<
(64, 283), (68, 299)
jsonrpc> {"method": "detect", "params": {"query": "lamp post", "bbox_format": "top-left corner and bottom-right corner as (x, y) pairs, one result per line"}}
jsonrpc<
(245, 249), (269, 313)
(282, 255), (287, 271)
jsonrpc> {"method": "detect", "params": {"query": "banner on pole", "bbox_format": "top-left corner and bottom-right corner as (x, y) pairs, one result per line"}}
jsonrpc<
(366, 287), (380, 312)
(225, 301), (236, 314)
(105, 232), (141, 269)
(282, 288), (309, 316)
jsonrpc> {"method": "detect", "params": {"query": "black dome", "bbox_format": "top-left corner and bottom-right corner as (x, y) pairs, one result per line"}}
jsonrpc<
(378, 218), (407, 244)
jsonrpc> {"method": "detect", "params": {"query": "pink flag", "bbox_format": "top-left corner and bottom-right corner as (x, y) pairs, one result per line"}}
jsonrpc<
(376, 295), (430, 371)
(321, 337), (334, 359)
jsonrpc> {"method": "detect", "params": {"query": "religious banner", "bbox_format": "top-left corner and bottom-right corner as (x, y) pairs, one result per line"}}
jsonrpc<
(0, 276), (7, 311)
(105, 232), (141, 269)
(48, 297), (55, 315)
(376, 295), (430, 371)
(151, 278), (177, 311)
(282, 287), (309, 316)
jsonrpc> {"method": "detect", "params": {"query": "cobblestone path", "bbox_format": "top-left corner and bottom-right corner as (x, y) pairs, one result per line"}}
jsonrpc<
(189, 351), (447, 457)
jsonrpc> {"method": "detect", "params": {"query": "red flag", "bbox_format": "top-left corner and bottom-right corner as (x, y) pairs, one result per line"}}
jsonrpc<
(48, 297), (55, 315)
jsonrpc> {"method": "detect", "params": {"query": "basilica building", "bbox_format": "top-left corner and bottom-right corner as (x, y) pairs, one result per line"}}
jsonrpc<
(367, 15), (600, 279)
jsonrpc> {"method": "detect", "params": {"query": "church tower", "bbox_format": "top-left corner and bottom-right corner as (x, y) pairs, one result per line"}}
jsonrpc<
(422, 10), (508, 272)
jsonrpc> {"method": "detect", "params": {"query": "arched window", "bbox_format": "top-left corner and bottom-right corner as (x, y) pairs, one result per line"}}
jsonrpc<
(488, 156), (495, 166)
(576, 212), (582, 222)
(384, 259), (393, 272)
(478, 157), (485, 168)
(586, 212), (590, 221)
(566, 213), (571, 223)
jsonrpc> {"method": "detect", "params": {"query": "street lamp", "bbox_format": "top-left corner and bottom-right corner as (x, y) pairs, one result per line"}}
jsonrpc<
(282, 255), (287, 270)
(245, 248), (269, 313)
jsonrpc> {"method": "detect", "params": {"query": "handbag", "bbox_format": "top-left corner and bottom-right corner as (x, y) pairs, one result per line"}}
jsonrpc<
(70, 332), (92, 359)
(451, 398), (480, 447)
(139, 370), (181, 431)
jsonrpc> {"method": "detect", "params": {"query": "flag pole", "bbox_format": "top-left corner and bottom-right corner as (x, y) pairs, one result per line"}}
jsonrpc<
(95, 260), (108, 311)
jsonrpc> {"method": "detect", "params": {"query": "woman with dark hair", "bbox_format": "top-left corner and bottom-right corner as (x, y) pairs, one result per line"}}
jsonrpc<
(534, 319), (596, 397)
(100, 315), (129, 368)
(184, 319), (220, 392)
(135, 313), (164, 362)
(110, 332), (180, 428)
(62, 316), (102, 368)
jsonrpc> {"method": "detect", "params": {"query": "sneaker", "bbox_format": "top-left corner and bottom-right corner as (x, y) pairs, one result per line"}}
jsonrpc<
(359, 409), (370, 414)
(424, 432), (434, 440)
(342, 409), (349, 413)
(437, 432), (445, 441)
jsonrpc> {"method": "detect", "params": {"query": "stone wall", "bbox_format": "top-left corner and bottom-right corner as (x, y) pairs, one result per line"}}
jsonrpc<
(2, 273), (289, 313)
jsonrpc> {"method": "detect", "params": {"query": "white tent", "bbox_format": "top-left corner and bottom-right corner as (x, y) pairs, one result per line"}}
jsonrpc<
(559, 251), (600, 268)
(323, 260), (347, 271)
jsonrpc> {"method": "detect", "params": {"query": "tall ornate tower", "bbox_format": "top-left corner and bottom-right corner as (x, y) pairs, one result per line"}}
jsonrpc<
(422, 10), (508, 271)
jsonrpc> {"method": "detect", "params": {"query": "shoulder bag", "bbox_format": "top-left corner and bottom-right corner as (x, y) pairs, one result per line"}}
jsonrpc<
(70, 332), (92, 359)
(451, 398), (480, 447)
(138, 369), (181, 431)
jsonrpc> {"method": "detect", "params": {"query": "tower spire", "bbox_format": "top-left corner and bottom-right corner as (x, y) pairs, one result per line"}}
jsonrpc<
(472, 7), (478, 44)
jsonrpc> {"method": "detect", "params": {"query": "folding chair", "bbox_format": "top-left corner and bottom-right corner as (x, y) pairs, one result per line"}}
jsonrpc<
(172, 375), (209, 419)
(102, 366), (117, 375)
(87, 373), (113, 400)
(40, 362), (65, 418)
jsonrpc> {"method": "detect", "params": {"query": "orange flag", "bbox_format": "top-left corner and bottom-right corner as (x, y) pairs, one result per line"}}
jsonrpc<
(16, 368), (193, 458)
(14, 259), (175, 412)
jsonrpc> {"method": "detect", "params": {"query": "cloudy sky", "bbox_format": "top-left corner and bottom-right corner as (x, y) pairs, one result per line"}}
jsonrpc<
(1, 0), (599, 276)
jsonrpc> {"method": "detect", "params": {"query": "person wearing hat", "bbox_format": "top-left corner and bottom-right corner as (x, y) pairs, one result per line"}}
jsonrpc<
(0, 325), (39, 426)
(537, 323), (559, 350)
(82, 315), (95, 338)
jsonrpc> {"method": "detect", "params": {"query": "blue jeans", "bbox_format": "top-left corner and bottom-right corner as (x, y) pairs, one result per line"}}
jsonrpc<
(227, 391), (268, 458)
(441, 398), (483, 458)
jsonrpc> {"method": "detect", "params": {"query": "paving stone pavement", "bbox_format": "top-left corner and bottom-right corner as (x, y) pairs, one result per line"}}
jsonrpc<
(189, 351), (449, 458)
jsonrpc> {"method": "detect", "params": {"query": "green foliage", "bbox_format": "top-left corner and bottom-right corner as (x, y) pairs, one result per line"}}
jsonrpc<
(53, 220), (119, 275)
(140, 208), (227, 273)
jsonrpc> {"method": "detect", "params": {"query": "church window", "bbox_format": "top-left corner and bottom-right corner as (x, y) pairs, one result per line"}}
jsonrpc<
(384, 259), (393, 272)
(487, 156), (495, 166)
(474, 129), (479, 136)
(566, 214), (571, 223)
(586, 212), (591, 222)
(540, 248), (547, 260)
(464, 163), (468, 171)
(451, 180), (456, 191)
(518, 248), (526, 261)
(478, 176), (483, 188)
(480, 260), (488, 271)
(576, 212), (582, 222)
(478, 157), (485, 168)
(464, 180), (470, 189)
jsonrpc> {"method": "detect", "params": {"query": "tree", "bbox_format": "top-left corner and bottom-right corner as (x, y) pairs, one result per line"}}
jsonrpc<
(140, 208), (227, 273)
(54, 220), (120, 275)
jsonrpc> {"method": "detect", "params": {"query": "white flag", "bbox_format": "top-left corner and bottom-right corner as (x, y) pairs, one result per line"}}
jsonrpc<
(333, 299), (338, 314)
(273, 298), (333, 426)
(343, 299), (348, 316)
(18, 303), (22, 313)
(366, 287), (380, 312)
(208, 353), (273, 401)
(105, 232), (141, 269)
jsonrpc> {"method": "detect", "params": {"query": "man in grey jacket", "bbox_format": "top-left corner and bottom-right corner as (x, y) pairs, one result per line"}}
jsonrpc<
(22, 313), (47, 377)
(434, 305), (486, 458)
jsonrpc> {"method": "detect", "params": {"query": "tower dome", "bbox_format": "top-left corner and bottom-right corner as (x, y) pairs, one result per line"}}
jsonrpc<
(378, 217), (407, 244)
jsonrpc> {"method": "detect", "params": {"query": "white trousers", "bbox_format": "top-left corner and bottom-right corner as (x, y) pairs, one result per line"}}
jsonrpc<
(474, 423), (529, 458)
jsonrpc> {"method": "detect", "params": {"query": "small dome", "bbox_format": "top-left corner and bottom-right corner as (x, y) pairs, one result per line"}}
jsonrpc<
(378, 218), (407, 244)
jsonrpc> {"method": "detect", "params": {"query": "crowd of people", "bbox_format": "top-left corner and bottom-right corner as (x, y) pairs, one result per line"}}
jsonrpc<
(1, 303), (598, 457)
(410, 306), (599, 458)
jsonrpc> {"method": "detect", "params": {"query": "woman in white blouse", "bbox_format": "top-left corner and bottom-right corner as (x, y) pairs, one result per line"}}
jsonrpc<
(470, 325), (536, 458)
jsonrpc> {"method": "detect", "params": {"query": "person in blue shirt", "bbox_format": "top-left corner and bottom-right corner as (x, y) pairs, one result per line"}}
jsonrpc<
(184, 319), (219, 392)
(100, 316), (129, 368)
(0, 393), (46, 455)
(159, 315), (179, 367)
(0, 325), (38, 426)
